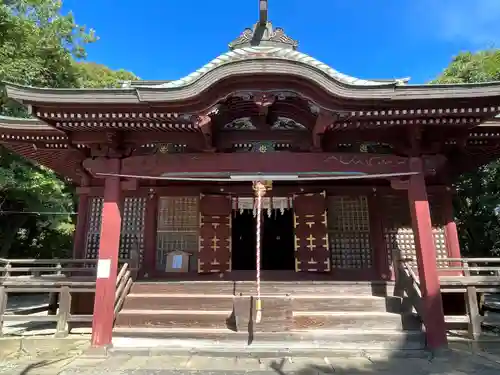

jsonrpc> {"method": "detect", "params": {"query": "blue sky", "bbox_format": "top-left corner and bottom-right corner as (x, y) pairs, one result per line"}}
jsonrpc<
(61, 0), (500, 84)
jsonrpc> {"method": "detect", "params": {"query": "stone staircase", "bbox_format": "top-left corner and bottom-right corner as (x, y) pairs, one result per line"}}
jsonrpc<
(113, 281), (425, 351)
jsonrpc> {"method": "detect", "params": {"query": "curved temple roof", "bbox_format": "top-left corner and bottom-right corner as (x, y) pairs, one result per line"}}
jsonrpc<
(3, 15), (500, 106)
(131, 22), (409, 90)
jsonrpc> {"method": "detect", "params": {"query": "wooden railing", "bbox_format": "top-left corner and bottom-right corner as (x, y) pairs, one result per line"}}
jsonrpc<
(0, 259), (96, 337)
(393, 254), (423, 320)
(0, 252), (139, 337)
(437, 257), (500, 276)
(395, 256), (500, 340)
(437, 257), (500, 340)
(114, 249), (139, 319)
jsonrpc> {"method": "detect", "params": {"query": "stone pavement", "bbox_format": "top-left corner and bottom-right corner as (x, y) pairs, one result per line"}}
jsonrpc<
(1, 349), (500, 375)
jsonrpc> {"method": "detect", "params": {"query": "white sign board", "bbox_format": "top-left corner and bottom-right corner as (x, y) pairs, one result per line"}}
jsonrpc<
(96, 259), (111, 279)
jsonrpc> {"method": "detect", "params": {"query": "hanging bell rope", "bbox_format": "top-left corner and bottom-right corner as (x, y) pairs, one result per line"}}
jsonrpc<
(253, 181), (267, 323)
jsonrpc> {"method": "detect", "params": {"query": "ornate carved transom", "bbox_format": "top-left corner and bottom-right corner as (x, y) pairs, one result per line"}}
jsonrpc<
(271, 117), (307, 131)
(223, 117), (256, 130)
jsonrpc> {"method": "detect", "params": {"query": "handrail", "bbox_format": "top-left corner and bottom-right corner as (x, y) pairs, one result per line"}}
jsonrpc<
(394, 255), (423, 318)
(0, 279), (95, 337)
(401, 256), (500, 340)
(0, 252), (140, 337)
(113, 247), (139, 319)
(435, 257), (500, 276)
(0, 257), (135, 264)
(0, 257), (139, 279)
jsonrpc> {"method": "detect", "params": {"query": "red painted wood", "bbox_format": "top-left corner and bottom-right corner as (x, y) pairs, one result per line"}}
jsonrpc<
(443, 191), (461, 259)
(72, 194), (89, 259)
(368, 193), (390, 280)
(293, 191), (330, 272)
(198, 195), (232, 273)
(91, 159), (121, 348)
(442, 190), (463, 277)
(84, 153), (447, 178)
(80, 184), (450, 198)
(408, 158), (447, 349)
(142, 194), (158, 278)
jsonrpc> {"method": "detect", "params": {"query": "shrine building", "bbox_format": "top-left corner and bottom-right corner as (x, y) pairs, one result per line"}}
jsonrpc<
(2, 1), (500, 351)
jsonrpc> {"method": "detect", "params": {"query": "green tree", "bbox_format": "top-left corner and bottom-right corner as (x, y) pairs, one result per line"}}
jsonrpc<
(74, 62), (137, 88)
(0, 1), (137, 258)
(0, 0), (97, 115)
(432, 49), (500, 256)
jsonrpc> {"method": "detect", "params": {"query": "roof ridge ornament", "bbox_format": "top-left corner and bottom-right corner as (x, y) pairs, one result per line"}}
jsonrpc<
(228, 22), (298, 50)
(229, 0), (298, 50)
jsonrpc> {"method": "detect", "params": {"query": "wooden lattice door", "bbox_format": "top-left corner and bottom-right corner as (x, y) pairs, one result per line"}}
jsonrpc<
(198, 194), (232, 273)
(381, 193), (449, 277)
(328, 195), (373, 272)
(293, 191), (330, 272)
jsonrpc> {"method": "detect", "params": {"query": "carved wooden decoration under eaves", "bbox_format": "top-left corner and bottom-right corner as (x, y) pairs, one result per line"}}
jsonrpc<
(198, 194), (232, 274)
(293, 191), (330, 272)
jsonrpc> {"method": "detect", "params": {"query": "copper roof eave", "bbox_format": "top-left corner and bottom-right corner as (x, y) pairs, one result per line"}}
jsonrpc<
(4, 60), (500, 105)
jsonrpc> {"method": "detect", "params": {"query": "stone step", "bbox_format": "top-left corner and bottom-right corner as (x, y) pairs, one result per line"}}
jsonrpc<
(115, 309), (230, 330)
(111, 328), (426, 351)
(130, 281), (396, 297)
(292, 311), (421, 330)
(122, 294), (402, 313)
(115, 309), (420, 331)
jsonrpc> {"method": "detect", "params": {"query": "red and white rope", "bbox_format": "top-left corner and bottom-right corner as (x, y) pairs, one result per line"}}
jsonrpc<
(255, 182), (265, 323)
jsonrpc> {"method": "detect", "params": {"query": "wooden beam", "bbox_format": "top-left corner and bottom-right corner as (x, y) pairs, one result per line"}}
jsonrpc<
(312, 111), (335, 151)
(253, 92), (275, 118)
(390, 179), (410, 191)
(216, 130), (306, 147)
(195, 115), (215, 151)
(70, 131), (204, 146)
(83, 152), (447, 178)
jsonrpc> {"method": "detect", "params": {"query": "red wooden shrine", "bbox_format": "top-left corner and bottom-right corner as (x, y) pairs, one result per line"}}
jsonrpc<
(2, 5), (500, 350)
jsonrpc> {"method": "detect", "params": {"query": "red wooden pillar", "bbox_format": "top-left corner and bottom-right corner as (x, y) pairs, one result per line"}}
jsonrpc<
(408, 158), (447, 349)
(72, 194), (89, 259)
(443, 189), (461, 259)
(91, 159), (121, 348)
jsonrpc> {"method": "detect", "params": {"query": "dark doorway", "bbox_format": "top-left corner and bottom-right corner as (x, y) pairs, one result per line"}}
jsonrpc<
(231, 210), (256, 270)
(262, 209), (295, 270)
(232, 209), (295, 271)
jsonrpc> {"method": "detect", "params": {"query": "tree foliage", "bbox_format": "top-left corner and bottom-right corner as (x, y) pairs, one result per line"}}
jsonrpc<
(432, 49), (500, 256)
(0, 0), (137, 258)
(74, 62), (136, 88)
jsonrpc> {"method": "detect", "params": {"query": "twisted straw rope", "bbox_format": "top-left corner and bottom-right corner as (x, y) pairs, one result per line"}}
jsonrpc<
(254, 182), (266, 323)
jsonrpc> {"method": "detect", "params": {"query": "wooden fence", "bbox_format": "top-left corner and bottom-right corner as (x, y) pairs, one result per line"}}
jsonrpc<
(0, 254), (499, 340)
(0, 254), (138, 337)
(397, 256), (500, 340)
